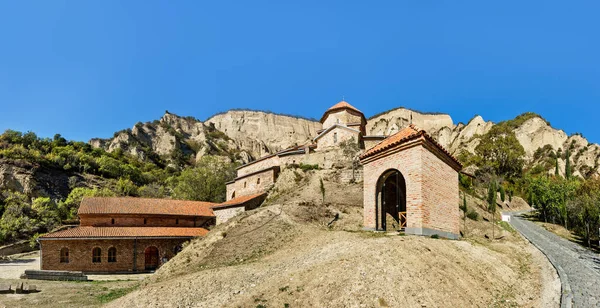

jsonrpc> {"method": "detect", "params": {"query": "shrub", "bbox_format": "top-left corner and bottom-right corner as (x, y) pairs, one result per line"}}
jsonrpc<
(467, 210), (479, 221)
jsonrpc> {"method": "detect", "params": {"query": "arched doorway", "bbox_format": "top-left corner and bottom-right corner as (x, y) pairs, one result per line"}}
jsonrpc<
(375, 169), (407, 231)
(144, 246), (159, 271)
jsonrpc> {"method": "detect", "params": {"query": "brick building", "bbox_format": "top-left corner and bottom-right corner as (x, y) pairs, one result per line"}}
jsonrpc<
(38, 197), (215, 273)
(359, 125), (462, 239)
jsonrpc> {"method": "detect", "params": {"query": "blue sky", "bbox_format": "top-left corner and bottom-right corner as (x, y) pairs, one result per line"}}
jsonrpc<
(0, 1), (598, 142)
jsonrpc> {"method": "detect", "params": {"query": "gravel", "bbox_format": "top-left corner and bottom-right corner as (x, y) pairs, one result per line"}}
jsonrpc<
(509, 211), (600, 308)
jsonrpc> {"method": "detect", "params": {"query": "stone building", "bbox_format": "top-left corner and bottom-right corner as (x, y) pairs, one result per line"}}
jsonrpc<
(38, 197), (215, 273)
(225, 101), (380, 202)
(359, 125), (462, 239)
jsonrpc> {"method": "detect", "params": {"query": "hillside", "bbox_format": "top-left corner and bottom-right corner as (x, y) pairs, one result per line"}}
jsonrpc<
(109, 170), (559, 307)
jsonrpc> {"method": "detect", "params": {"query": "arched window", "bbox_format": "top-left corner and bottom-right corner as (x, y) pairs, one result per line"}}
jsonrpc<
(92, 247), (102, 263)
(60, 247), (69, 263)
(111, 218), (115, 225)
(231, 191), (236, 199)
(257, 178), (261, 185)
(108, 247), (117, 263)
(333, 132), (338, 143)
(244, 182), (247, 188)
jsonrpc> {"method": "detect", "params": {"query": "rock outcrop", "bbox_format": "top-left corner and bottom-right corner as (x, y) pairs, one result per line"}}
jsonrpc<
(205, 110), (321, 157)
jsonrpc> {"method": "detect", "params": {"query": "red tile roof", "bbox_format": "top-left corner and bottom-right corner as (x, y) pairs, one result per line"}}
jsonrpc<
(78, 197), (216, 217)
(320, 101), (366, 123)
(359, 124), (462, 168)
(39, 226), (209, 239)
(212, 193), (266, 209)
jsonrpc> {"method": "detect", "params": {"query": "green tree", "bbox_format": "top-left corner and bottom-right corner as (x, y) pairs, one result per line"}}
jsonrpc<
(61, 187), (116, 219)
(116, 177), (139, 196)
(475, 126), (526, 180)
(565, 148), (572, 180)
(459, 194), (468, 237)
(499, 185), (506, 202)
(170, 156), (236, 202)
(487, 181), (497, 240)
(319, 178), (325, 204)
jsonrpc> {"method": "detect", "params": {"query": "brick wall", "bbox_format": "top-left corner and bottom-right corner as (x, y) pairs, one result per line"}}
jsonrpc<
(362, 145), (424, 230)
(40, 238), (189, 272)
(80, 215), (211, 227)
(361, 141), (459, 238)
(420, 145), (460, 235)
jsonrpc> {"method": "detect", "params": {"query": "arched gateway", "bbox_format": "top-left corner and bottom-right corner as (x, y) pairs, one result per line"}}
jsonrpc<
(359, 125), (462, 239)
(376, 169), (407, 231)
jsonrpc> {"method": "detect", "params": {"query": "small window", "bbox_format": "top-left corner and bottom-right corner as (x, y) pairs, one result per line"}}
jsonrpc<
(92, 247), (101, 263)
(333, 132), (338, 143)
(176, 219), (179, 225)
(144, 218), (147, 225)
(60, 247), (69, 263)
(111, 218), (115, 225)
(244, 182), (247, 188)
(231, 191), (236, 199)
(108, 247), (117, 263)
(257, 178), (260, 185)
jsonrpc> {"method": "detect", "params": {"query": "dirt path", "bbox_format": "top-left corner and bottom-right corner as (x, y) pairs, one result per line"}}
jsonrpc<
(508, 211), (600, 307)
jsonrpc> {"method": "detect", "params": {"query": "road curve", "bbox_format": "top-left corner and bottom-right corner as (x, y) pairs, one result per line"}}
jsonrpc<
(508, 211), (600, 308)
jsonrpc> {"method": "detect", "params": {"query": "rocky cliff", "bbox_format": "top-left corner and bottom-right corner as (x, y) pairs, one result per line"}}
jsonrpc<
(90, 110), (322, 166)
(205, 110), (322, 157)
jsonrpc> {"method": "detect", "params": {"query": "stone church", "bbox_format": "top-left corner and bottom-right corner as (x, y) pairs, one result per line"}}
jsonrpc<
(222, 100), (462, 239)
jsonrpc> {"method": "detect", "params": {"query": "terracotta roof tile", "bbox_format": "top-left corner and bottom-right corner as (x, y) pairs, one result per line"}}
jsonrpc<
(40, 226), (209, 239)
(78, 197), (216, 217)
(359, 124), (462, 168)
(327, 101), (362, 113)
(212, 193), (266, 209)
(320, 101), (365, 123)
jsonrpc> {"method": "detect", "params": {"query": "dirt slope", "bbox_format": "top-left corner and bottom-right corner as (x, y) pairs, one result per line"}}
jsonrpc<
(110, 172), (559, 308)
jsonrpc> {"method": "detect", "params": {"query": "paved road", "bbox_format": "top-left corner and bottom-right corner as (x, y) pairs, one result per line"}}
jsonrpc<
(508, 212), (600, 308)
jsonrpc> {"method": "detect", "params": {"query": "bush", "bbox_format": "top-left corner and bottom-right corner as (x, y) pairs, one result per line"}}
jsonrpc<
(466, 210), (479, 221)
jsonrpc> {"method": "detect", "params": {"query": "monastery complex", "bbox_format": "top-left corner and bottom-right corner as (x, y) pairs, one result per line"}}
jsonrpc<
(39, 101), (462, 273)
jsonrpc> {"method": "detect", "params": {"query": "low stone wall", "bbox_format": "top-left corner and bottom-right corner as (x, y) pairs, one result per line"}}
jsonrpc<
(21, 270), (88, 281)
(340, 168), (363, 184)
(0, 241), (37, 257)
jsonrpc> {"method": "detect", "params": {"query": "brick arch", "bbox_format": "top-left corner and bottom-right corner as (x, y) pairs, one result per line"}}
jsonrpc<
(375, 169), (407, 231)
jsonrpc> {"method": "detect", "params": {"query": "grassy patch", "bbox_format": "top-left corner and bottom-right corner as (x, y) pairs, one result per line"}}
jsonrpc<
(499, 221), (516, 233)
(97, 285), (138, 304)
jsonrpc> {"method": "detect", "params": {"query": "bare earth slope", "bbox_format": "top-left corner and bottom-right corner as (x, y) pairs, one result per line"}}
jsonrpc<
(110, 173), (559, 308)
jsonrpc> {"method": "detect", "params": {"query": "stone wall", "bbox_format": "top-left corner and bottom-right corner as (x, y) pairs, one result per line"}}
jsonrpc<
(316, 127), (360, 150)
(213, 206), (245, 225)
(340, 168), (364, 184)
(40, 238), (189, 273)
(226, 182), (236, 201)
(228, 167), (278, 198)
(322, 110), (364, 129)
(237, 155), (280, 177)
